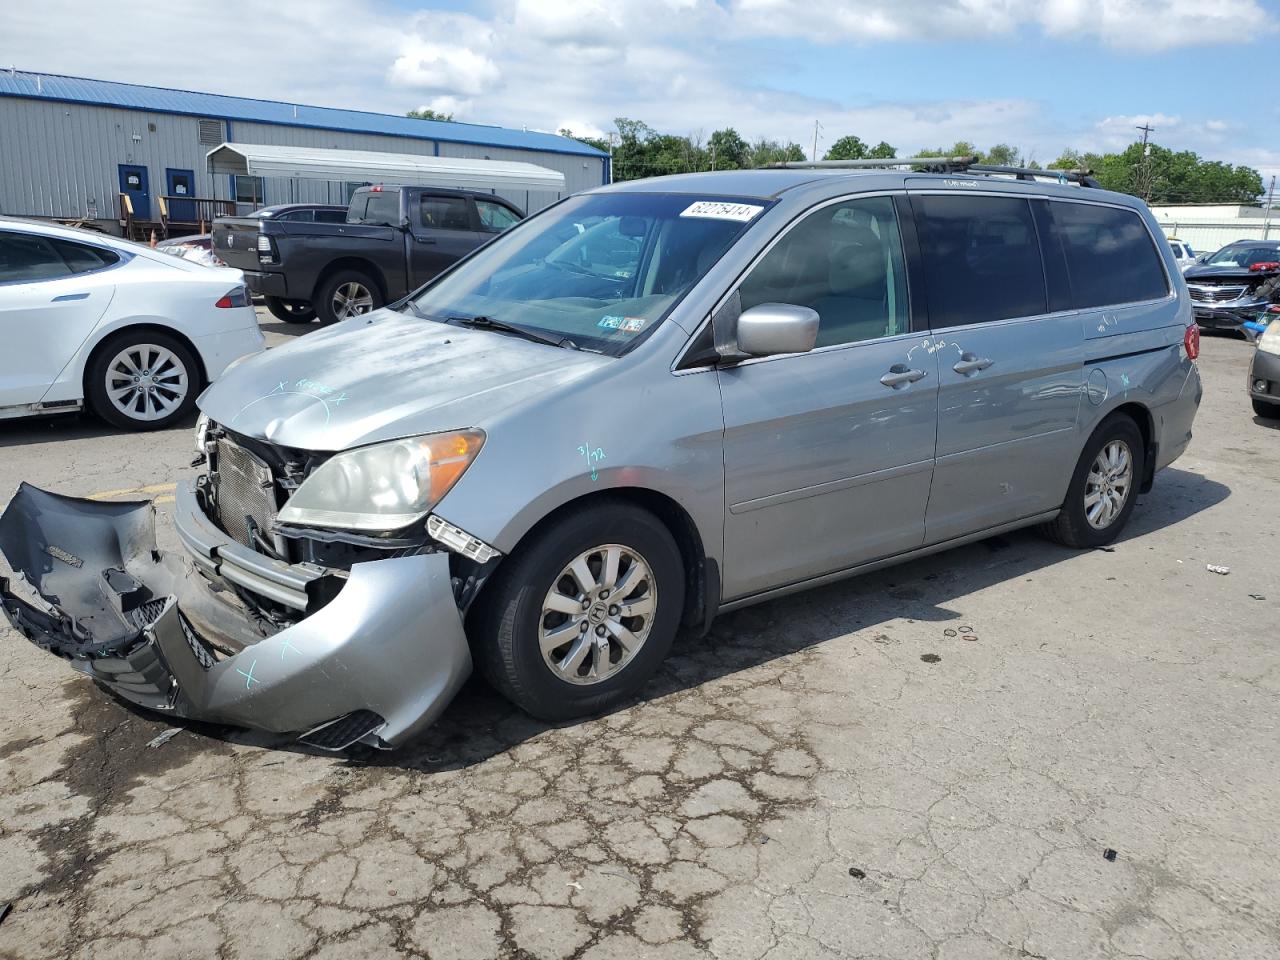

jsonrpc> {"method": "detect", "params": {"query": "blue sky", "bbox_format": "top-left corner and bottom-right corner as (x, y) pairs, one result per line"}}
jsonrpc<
(5, 0), (1278, 185)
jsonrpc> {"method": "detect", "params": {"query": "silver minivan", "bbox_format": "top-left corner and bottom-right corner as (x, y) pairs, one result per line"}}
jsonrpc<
(0, 169), (1203, 749)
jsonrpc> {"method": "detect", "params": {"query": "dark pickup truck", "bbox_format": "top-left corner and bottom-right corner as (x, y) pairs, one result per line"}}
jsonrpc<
(211, 186), (524, 324)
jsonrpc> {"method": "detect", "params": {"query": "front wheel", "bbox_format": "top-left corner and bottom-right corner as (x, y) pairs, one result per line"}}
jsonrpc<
(472, 502), (685, 721)
(265, 297), (316, 324)
(86, 331), (201, 431)
(1041, 414), (1145, 548)
(1252, 398), (1280, 419)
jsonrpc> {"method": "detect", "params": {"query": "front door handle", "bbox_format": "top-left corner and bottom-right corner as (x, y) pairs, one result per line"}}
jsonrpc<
(880, 365), (927, 388)
(953, 354), (994, 376)
(415, 236), (437, 245)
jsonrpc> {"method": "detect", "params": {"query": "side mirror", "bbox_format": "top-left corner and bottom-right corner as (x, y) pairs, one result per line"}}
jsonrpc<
(735, 303), (820, 358)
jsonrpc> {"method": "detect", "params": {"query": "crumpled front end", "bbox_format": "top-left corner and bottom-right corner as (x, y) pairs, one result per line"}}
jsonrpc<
(0, 482), (472, 749)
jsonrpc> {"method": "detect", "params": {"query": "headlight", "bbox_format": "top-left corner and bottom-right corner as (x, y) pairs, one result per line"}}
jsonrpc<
(1260, 319), (1280, 356)
(278, 430), (485, 531)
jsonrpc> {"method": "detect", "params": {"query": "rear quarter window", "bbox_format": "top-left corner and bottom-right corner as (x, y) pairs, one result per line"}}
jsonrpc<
(1050, 202), (1168, 308)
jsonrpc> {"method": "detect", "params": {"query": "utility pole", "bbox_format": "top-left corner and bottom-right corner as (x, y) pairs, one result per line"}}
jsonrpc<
(1263, 175), (1276, 240)
(812, 120), (824, 163)
(710, 141), (717, 172)
(1135, 122), (1155, 202)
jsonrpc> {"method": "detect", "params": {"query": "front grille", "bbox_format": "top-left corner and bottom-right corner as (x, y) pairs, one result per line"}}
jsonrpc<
(213, 437), (279, 548)
(1188, 284), (1247, 302)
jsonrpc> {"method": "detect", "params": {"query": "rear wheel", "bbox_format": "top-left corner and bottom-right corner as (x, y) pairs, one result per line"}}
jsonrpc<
(1253, 398), (1280, 419)
(472, 502), (684, 721)
(1042, 414), (1145, 548)
(86, 330), (200, 431)
(265, 297), (315, 324)
(315, 270), (382, 324)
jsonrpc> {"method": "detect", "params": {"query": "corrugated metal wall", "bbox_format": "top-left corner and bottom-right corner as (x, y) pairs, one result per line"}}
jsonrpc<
(0, 97), (608, 226)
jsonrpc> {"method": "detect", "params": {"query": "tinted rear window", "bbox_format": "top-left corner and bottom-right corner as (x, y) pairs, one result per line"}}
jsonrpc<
(913, 194), (1047, 327)
(349, 192), (401, 226)
(315, 209), (347, 223)
(1051, 202), (1168, 308)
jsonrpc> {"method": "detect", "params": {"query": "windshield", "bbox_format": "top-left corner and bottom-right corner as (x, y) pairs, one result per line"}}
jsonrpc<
(1207, 243), (1280, 267)
(409, 192), (768, 355)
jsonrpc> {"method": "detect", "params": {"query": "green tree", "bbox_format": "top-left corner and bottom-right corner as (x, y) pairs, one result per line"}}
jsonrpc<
(406, 108), (453, 122)
(708, 128), (749, 170)
(824, 135), (869, 161)
(984, 143), (1020, 166)
(868, 141), (897, 159)
(558, 128), (611, 154)
(748, 138), (806, 167)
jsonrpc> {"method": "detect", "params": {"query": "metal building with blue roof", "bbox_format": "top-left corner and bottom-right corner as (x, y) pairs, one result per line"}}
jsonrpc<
(0, 69), (609, 232)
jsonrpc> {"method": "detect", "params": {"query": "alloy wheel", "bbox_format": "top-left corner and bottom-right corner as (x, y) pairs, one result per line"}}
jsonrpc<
(105, 344), (190, 423)
(539, 544), (657, 685)
(331, 282), (374, 319)
(1084, 439), (1133, 530)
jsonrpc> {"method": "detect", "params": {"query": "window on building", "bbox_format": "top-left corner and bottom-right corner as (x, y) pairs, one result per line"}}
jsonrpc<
(913, 194), (1048, 327)
(1051, 201), (1169, 308)
(739, 195), (909, 347)
(234, 176), (264, 206)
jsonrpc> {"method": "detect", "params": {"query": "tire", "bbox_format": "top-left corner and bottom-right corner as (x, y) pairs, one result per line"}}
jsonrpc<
(86, 330), (201, 431)
(1252, 398), (1280, 419)
(314, 270), (382, 325)
(265, 297), (316, 324)
(472, 501), (685, 722)
(1041, 414), (1145, 548)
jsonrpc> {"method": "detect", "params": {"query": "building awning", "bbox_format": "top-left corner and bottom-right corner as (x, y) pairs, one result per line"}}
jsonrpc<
(206, 143), (566, 192)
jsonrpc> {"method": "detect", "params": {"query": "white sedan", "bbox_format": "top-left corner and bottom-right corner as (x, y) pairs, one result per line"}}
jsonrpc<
(0, 218), (264, 430)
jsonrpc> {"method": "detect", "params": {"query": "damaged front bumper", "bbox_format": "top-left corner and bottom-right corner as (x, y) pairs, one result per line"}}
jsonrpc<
(0, 483), (472, 749)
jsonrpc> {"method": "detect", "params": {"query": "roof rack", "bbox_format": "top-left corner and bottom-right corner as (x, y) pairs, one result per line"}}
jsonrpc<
(764, 156), (1100, 188)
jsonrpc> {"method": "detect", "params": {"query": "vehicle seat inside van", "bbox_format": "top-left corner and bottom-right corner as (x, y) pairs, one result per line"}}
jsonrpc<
(812, 226), (889, 347)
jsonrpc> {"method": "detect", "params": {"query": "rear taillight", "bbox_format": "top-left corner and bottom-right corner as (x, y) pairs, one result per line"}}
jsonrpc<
(256, 234), (271, 252)
(1184, 322), (1200, 361)
(216, 285), (250, 309)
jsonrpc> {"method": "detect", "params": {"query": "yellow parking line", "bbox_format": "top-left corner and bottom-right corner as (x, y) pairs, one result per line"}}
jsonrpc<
(86, 482), (177, 501)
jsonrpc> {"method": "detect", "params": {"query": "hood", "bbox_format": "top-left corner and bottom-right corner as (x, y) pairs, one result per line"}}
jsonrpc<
(198, 309), (610, 451)
(1184, 263), (1271, 283)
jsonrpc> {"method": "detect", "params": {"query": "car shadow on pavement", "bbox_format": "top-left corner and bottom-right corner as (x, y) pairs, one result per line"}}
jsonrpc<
(0, 410), (201, 449)
(89, 466), (1232, 770)
(257, 315), (319, 340)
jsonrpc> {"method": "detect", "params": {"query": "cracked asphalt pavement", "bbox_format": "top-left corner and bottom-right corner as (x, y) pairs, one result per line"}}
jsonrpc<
(1, 318), (1277, 959)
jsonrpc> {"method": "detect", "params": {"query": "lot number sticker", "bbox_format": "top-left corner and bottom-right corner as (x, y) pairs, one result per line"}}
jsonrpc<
(680, 201), (764, 222)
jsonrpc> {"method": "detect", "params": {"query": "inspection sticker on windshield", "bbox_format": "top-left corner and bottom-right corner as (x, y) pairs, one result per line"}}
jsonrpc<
(680, 201), (764, 222)
(598, 315), (646, 332)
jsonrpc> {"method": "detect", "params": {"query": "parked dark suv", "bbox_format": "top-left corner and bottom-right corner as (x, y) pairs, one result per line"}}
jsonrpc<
(212, 186), (523, 324)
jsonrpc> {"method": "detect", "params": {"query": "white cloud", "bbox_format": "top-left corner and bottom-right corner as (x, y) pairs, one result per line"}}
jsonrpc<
(730, 0), (1275, 50)
(0, 0), (1274, 183)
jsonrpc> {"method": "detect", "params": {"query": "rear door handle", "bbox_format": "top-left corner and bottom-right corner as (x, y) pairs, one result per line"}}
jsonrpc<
(953, 354), (994, 376)
(51, 292), (91, 303)
(880, 365), (927, 388)
(415, 236), (437, 245)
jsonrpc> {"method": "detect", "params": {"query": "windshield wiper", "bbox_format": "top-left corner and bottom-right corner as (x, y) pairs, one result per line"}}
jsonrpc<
(447, 315), (579, 350)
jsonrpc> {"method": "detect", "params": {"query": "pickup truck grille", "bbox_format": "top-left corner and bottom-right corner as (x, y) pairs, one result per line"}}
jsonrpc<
(213, 437), (279, 549)
(1188, 284), (1247, 303)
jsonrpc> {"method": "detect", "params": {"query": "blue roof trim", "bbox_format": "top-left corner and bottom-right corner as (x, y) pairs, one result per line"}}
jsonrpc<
(0, 70), (608, 160)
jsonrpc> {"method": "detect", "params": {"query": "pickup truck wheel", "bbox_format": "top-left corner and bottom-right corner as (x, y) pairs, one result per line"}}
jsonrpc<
(265, 297), (316, 324)
(473, 502), (685, 722)
(316, 271), (382, 324)
(86, 331), (200, 431)
(1041, 414), (1145, 549)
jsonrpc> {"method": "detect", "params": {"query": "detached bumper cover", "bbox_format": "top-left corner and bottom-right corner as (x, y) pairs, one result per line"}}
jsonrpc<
(1192, 301), (1266, 331)
(0, 483), (471, 748)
